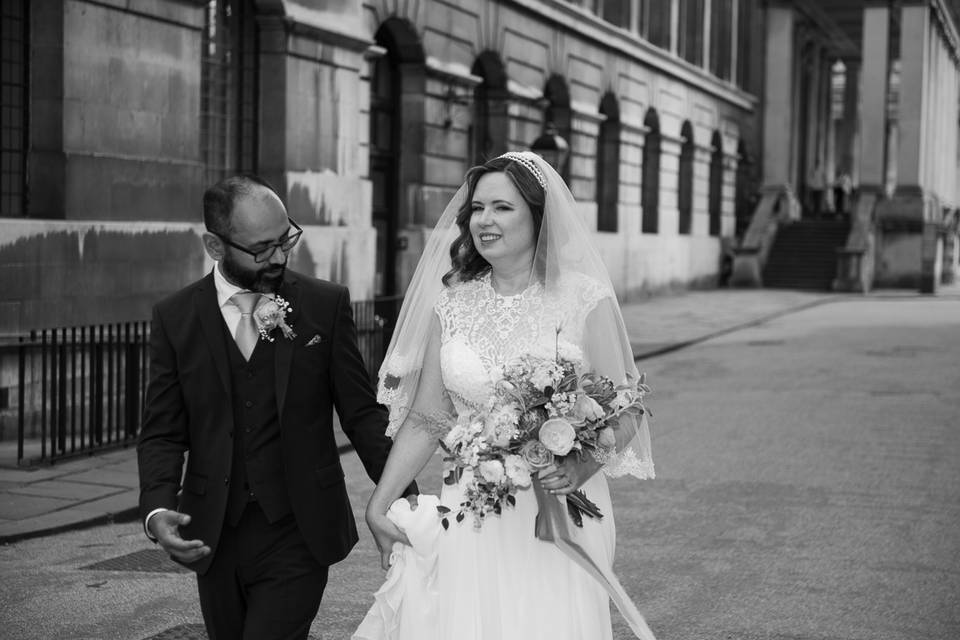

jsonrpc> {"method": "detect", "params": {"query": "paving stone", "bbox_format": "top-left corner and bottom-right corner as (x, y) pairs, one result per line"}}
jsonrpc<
(62, 467), (139, 487)
(0, 492), (72, 520)
(73, 488), (139, 516)
(7, 479), (121, 501)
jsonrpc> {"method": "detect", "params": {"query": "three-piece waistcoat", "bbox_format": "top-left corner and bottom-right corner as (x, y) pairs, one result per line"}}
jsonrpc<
(222, 321), (291, 525)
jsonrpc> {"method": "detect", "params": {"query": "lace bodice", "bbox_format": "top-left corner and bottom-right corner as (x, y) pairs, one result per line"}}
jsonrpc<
(435, 272), (606, 412)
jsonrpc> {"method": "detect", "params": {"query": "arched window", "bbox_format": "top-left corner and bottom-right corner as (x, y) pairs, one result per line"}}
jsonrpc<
(471, 52), (509, 164)
(708, 131), (723, 236)
(596, 93), (621, 232)
(543, 75), (572, 181)
(678, 121), (694, 235)
(641, 109), (661, 234)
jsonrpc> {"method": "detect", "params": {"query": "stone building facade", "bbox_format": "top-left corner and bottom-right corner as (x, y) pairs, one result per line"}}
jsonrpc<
(3, 0), (959, 340)
(0, 0), (759, 336)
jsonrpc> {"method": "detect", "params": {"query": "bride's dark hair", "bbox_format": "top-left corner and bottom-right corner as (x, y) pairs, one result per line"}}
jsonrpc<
(442, 156), (546, 286)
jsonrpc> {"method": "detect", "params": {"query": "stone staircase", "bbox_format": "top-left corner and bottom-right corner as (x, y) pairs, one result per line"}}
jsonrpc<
(762, 219), (850, 290)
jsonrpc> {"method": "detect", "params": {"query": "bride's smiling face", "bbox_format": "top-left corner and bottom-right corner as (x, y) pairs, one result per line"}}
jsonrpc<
(469, 172), (537, 269)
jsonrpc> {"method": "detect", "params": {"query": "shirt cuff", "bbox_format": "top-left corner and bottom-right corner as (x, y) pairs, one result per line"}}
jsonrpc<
(144, 508), (170, 542)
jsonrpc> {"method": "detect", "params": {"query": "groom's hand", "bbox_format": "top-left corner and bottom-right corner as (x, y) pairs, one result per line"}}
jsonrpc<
(365, 508), (410, 571)
(148, 510), (211, 564)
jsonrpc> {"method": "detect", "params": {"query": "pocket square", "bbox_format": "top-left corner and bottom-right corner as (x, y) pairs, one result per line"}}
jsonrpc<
(305, 334), (324, 347)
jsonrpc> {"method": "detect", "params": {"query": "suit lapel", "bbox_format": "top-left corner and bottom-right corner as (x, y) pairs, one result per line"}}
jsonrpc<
(275, 275), (301, 414)
(195, 272), (232, 395)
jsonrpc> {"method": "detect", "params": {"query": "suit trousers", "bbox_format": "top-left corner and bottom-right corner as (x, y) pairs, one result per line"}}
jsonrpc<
(196, 502), (328, 640)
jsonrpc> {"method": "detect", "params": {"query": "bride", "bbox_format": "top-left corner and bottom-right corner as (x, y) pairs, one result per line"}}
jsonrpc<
(355, 151), (656, 640)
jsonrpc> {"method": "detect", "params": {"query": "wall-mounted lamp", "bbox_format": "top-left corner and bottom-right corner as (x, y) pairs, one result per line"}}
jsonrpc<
(530, 122), (569, 172)
(442, 86), (472, 129)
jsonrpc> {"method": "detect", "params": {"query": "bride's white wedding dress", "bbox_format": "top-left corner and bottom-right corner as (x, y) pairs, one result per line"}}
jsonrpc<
(434, 273), (616, 640)
(356, 272), (635, 640)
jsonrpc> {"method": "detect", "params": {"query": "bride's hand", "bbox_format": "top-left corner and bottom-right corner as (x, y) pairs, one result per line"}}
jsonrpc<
(538, 455), (603, 494)
(365, 503), (412, 571)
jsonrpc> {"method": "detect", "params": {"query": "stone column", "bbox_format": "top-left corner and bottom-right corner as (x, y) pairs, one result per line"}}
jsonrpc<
(835, 59), (860, 180)
(858, 4), (889, 192)
(730, 2), (797, 288)
(803, 43), (821, 182)
(822, 57), (837, 212)
(896, 3), (929, 195)
(894, 2), (940, 292)
(803, 42), (826, 215)
(761, 4), (795, 188)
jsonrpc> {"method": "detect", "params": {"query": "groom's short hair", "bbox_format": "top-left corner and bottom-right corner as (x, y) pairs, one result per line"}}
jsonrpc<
(203, 174), (279, 236)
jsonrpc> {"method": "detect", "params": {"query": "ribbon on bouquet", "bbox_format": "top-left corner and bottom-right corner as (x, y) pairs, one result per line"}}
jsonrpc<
(533, 479), (657, 640)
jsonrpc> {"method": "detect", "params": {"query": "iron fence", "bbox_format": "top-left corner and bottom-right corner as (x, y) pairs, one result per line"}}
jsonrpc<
(352, 299), (387, 382)
(3, 323), (150, 466)
(3, 299), (400, 466)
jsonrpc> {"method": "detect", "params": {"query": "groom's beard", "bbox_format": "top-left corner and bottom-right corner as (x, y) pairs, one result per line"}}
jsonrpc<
(221, 253), (286, 293)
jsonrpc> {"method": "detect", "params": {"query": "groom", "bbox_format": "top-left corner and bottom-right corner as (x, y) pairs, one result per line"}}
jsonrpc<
(137, 174), (412, 639)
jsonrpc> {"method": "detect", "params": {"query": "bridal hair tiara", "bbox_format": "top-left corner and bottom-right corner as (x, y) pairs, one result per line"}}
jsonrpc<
(498, 151), (547, 189)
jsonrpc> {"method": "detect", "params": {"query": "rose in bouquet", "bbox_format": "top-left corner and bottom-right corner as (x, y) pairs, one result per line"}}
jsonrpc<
(438, 350), (650, 530)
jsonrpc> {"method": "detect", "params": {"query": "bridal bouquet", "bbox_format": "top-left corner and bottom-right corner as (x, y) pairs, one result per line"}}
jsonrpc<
(438, 346), (650, 530)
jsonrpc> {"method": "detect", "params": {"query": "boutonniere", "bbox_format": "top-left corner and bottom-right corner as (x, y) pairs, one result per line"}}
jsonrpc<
(254, 295), (297, 341)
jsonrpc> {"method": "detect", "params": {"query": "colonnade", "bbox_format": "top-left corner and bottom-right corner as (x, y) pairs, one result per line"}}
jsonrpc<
(758, 0), (960, 292)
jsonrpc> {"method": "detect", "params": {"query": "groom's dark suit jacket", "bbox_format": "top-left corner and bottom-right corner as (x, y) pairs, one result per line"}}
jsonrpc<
(138, 270), (403, 576)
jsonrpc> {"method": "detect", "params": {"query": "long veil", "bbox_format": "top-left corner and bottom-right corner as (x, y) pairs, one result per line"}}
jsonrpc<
(376, 151), (656, 639)
(378, 152), (652, 477)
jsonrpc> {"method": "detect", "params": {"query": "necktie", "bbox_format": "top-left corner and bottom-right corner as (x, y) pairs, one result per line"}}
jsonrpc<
(230, 292), (261, 361)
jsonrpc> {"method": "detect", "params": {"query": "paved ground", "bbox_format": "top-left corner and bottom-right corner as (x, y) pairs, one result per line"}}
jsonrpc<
(2, 288), (959, 639)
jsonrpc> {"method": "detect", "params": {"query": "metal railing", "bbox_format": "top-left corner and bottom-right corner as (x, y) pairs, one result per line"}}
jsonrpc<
(353, 294), (403, 381)
(4, 299), (401, 466)
(352, 299), (387, 382)
(4, 323), (150, 466)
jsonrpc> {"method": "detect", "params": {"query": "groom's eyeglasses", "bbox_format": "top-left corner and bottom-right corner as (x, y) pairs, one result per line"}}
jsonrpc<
(216, 218), (303, 263)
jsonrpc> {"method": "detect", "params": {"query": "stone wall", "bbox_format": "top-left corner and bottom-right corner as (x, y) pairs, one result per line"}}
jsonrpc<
(0, 221), (205, 334)
(7, 0), (759, 337)
(60, 0), (205, 221)
(0, 219), (377, 335)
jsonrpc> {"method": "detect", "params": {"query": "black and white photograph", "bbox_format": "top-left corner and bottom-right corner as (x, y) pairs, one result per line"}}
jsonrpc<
(0, 1), (958, 638)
